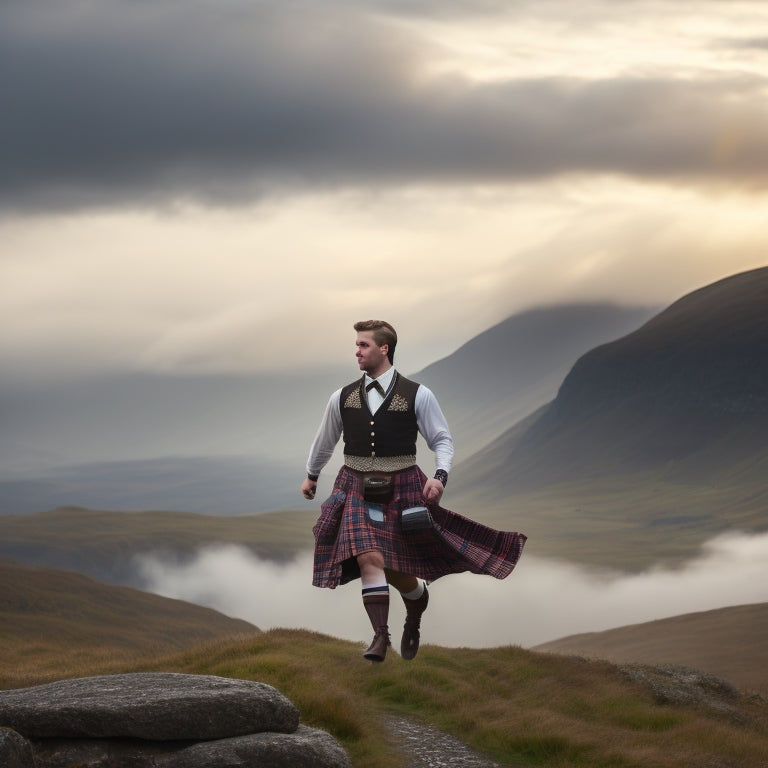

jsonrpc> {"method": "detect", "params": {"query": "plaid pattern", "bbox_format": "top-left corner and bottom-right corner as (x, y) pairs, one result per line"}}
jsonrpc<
(312, 465), (527, 589)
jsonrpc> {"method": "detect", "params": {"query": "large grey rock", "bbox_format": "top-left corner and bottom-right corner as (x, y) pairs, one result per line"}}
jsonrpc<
(0, 673), (299, 740)
(0, 727), (34, 768)
(31, 725), (352, 768)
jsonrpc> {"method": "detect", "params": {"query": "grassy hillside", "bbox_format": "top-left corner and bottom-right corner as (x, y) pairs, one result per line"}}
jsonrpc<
(3, 563), (767, 766)
(0, 506), (317, 584)
(3, 628), (767, 768)
(533, 603), (768, 695)
(0, 561), (258, 686)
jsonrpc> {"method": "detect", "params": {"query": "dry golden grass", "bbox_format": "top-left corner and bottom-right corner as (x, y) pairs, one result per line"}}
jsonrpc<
(0, 561), (258, 688)
(3, 626), (767, 768)
(4, 513), (768, 766)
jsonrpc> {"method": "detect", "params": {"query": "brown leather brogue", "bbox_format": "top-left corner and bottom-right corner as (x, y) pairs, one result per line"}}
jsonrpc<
(400, 585), (429, 661)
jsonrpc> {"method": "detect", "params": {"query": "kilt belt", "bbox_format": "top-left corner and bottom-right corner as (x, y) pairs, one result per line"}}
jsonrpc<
(343, 454), (416, 473)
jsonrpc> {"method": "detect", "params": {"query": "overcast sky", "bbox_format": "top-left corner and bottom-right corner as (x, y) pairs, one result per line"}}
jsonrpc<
(2, 0), (768, 381)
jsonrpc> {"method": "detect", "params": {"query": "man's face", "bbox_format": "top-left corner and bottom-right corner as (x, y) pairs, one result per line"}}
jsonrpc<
(355, 331), (389, 375)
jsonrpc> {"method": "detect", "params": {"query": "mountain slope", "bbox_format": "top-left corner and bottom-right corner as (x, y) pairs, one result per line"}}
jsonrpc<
(414, 303), (655, 459)
(533, 602), (768, 694)
(462, 267), (768, 488)
(449, 268), (768, 569)
(0, 560), (258, 684)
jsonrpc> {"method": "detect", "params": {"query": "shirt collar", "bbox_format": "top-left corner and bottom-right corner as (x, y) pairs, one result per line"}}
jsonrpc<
(365, 367), (396, 392)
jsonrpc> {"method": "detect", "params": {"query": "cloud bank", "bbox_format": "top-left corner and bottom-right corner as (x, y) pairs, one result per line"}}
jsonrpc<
(3, 0), (768, 212)
(136, 530), (768, 649)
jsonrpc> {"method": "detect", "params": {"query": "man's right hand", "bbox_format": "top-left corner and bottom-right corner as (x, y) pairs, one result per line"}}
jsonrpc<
(301, 478), (317, 500)
(422, 477), (444, 504)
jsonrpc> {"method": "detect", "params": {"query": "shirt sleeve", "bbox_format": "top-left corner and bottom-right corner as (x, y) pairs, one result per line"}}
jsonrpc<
(306, 389), (343, 477)
(415, 385), (454, 473)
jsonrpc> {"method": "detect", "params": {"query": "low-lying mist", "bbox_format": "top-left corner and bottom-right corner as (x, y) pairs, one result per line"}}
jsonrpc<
(136, 531), (768, 648)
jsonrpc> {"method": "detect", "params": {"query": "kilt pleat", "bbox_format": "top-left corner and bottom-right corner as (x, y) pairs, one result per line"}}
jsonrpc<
(312, 465), (526, 588)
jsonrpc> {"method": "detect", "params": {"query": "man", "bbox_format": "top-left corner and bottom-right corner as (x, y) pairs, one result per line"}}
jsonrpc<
(301, 320), (526, 662)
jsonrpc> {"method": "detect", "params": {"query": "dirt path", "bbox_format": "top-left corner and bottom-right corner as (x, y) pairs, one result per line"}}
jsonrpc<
(385, 715), (503, 767)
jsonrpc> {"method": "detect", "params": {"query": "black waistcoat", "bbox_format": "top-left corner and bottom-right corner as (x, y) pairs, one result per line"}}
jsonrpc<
(339, 373), (420, 458)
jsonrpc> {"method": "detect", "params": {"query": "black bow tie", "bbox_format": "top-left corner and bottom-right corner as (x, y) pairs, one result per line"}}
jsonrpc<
(366, 381), (385, 396)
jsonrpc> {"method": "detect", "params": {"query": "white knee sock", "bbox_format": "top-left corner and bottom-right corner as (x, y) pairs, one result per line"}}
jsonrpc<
(401, 581), (425, 601)
(361, 568), (389, 598)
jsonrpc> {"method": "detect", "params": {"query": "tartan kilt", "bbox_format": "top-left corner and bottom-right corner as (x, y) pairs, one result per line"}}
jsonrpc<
(312, 464), (527, 589)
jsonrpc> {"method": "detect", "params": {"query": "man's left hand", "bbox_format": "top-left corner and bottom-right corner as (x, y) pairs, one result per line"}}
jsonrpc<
(422, 478), (444, 504)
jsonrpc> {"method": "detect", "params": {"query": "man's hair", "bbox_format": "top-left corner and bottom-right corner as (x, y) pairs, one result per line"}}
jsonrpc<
(354, 320), (397, 363)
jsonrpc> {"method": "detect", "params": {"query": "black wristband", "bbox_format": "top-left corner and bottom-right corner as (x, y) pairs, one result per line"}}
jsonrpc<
(434, 469), (448, 487)
(307, 473), (319, 482)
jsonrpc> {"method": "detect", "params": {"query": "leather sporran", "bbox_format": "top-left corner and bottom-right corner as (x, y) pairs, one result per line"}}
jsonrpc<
(362, 474), (393, 504)
(400, 505), (433, 532)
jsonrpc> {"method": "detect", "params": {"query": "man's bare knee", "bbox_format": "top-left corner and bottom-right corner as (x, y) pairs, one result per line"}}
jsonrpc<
(357, 550), (385, 577)
(357, 551), (385, 567)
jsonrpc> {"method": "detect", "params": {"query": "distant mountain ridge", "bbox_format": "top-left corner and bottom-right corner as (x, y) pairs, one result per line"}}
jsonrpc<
(457, 267), (768, 490)
(448, 267), (768, 570)
(414, 303), (655, 459)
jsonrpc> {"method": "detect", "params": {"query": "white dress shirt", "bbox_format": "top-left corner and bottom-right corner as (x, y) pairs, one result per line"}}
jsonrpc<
(306, 368), (454, 477)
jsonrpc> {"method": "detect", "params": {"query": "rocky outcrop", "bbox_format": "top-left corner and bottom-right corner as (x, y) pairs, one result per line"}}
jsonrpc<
(620, 664), (741, 716)
(0, 673), (351, 768)
(0, 672), (299, 740)
(0, 727), (34, 768)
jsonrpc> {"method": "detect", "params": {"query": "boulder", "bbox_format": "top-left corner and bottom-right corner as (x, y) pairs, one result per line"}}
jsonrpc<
(31, 726), (352, 768)
(0, 673), (352, 767)
(0, 727), (33, 768)
(0, 672), (299, 740)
